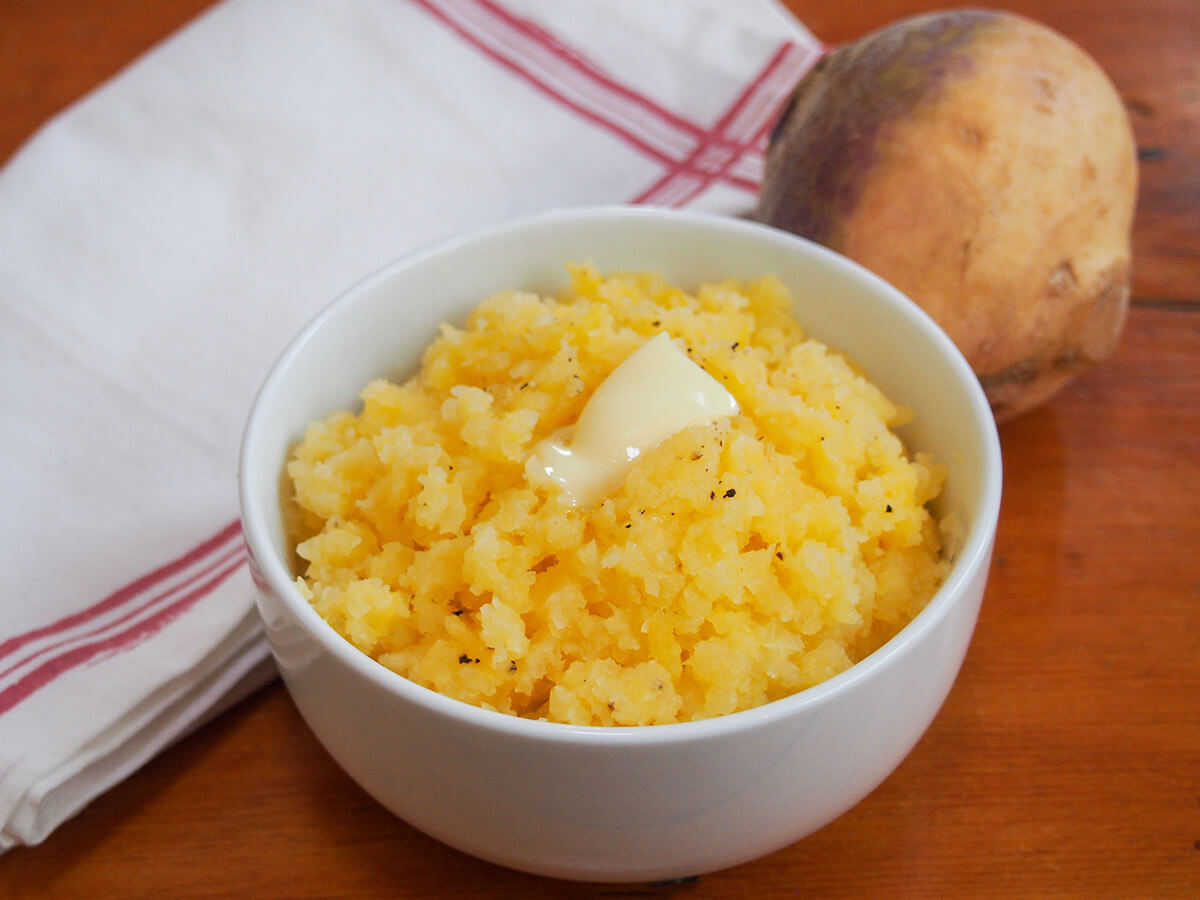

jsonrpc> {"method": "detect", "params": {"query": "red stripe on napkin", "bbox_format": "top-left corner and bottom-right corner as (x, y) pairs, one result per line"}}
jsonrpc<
(414, 0), (810, 193)
(633, 42), (816, 207)
(0, 543), (246, 686)
(413, 0), (689, 170)
(0, 552), (247, 716)
(464, 0), (736, 155)
(0, 519), (242, 665)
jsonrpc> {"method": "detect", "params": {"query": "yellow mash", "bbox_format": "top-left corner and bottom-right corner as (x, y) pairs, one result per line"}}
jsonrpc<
(286, 264), (951, 726)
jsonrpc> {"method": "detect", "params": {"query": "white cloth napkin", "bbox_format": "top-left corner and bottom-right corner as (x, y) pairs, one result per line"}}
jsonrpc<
(0, 0), (821, 850)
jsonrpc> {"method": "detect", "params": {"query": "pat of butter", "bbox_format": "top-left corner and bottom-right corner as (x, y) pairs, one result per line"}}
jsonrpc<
(533, 333), (739, 506)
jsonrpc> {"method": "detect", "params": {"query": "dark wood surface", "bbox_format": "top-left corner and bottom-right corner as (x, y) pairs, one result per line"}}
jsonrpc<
(2, 1), (1197, 896)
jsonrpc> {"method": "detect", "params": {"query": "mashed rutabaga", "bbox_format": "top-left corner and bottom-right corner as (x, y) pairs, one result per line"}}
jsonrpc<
(285, 264), (951, 726)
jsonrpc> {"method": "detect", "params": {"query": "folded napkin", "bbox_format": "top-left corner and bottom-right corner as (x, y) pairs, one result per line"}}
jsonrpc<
(0, 0), (821, 849)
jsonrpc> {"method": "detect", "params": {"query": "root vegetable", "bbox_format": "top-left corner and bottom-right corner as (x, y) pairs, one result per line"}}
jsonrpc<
(758, 9), (1138, 421)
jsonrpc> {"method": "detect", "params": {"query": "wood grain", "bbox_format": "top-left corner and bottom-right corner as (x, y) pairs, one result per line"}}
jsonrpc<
(1, 1), (1197, 897)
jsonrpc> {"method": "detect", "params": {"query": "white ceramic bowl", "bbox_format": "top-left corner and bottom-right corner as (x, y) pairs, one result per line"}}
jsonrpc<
(239, 206), (1002, 883)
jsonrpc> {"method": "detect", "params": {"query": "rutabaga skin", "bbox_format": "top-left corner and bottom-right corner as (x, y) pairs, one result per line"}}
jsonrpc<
(758, 9), (1137, 422)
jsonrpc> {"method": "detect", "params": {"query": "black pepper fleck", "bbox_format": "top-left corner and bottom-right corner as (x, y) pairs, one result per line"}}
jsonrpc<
(723, 488), (736, 498)
(886, 504), (893, 513)
(731, 342), (739, 350)
(776, 551), (784, 560)
(709, 491), (715, 500)
(458, 654), (471, 664)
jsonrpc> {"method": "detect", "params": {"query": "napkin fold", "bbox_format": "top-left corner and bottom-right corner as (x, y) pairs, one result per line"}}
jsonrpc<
(0, 0), (820, 849)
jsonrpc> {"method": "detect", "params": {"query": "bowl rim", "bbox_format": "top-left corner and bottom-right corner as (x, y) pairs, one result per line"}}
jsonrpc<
(238, 204), (1003, 747)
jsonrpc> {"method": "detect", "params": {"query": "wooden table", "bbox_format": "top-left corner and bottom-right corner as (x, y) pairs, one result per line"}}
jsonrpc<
(2, 1), (1196, 896)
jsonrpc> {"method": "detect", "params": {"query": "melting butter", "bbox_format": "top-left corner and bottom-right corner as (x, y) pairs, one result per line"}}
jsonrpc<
(533, 333), (739, 506)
